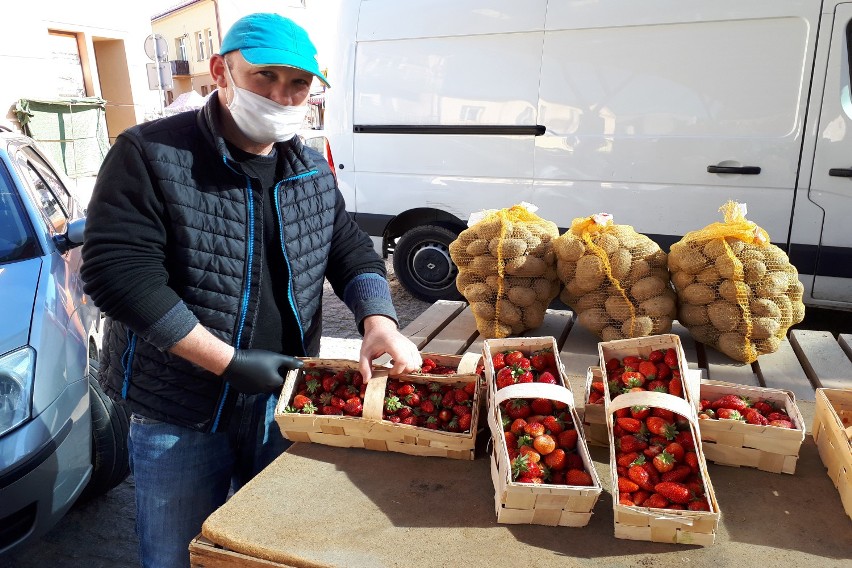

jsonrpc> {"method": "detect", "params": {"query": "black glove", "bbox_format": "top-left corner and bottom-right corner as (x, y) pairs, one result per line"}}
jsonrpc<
(221, 349), (304, 394)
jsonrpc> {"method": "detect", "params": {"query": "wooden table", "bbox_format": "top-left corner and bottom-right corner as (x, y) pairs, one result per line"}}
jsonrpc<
(190, 302), (852, 567)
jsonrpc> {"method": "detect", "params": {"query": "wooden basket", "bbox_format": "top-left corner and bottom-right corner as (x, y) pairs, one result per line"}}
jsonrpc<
(275, 358), (480, 460)
(598, 334), (700, 408)
(487, 381), (602, 526)
(582, 366), (610, 447)
(813, 388), (852, 520)
(607, 390), (720, 545)
(697, 378), (806, 474)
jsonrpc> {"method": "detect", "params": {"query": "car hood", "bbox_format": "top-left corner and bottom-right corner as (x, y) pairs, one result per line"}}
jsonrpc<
(0, 258), (40, 354)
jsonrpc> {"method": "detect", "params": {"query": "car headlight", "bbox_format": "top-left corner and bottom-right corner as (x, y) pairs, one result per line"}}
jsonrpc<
(0, 347), (36, 437)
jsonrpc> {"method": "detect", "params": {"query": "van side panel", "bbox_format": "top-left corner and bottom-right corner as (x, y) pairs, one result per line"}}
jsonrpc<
(535, 6), (816, 240)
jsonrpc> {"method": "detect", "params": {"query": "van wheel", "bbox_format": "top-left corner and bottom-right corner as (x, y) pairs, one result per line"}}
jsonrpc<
(76, 358), (130, 503)
(393, 225), (463, 302)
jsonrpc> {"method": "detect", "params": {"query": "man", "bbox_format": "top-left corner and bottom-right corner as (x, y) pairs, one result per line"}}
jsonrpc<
(81, 13), (420, 568)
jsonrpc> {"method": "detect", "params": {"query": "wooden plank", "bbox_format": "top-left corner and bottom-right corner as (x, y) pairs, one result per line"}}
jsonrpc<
(702, 344), (760, 386)
(420, 307), (479, 355)
(789, 329), (852, 390)
(670, 320), (701, 371)
(559, 319), (601, 386)
(753, 338), (816, 402)
(399, 300), (466, 349)
(520, 309), (575, 351)
(190, 536), (296, 567)
(839, 334), (852, 361)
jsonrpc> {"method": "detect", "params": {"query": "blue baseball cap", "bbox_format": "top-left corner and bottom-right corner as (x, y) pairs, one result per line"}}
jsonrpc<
(220, 13), (330, 87)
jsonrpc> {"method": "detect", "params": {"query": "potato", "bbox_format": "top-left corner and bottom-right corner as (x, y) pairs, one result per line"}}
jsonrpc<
(559, 289), (573, 307)
(750, 298), (781, 319)
(554, 236), (586, 262)
(787, 278), (804, 299)
(578, 308), (610, 333)
(487, 321), (513, 339)
(628, 259), (652, 282)
(679, 304), (709, 326)
(449, 237), (469, 261)
(605, 295), (634, 321)
(596, 233), (620, 255)
(488, 237), (527, 259)
(469, 254), (499, 276)
(526, 236), (544, 255)
(463, 282), (492, 303)
(523, 303), (546, 328)
(696, 267), (721, 285)
(510, 226), (534, 243)
(740, 249), (765, 264)
(600, 325), (624, 342)
(639, 294), (676, 318)
(563, 277), (587, 299)
(671, 270), (694, 291)
(466, 239), (490, 256)
(762, 245), (789, 266)
(724, 237), (746, 254)
(651, 316), (673, 334)
(557, 261), (576, 284)
(703, 239), (728, 260)
(751, 316), (780, 340)
(533, 278), (556, 301)
(754, 336), (781, 355)
(497, 299), (522, 326)
(718, 280), (750, 303)
(715, 254), (737, 280)
(756, 272), (789, 298)
(576, 255), (605, 280)
(790, 301), (805, 324)
(708, 301), (741, 333)
(485, 274), (501, 290)
(716, 332), (751, 362)
(507, 286), (537, 307)
(505, 255), (547, 277)
(575, 290), (607, 312)
(631, 276), (667, 302)
(682, 283), (715, 305)
(775, 294), (793, 322)
(690, 324), (717, 344)
(621, 316), (653, 338)
(474, 217), (506, 240)
(470, 302), (495, 321)
(456, 271), (476, 290)
(743, 260), (767, 284)
(675, 248), (708, 275)
(609, 248), (632, 281)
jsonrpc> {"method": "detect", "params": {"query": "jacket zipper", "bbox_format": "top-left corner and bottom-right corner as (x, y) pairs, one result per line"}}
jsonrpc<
(120, 329), (137, 399)
(274, 169), (318, 355)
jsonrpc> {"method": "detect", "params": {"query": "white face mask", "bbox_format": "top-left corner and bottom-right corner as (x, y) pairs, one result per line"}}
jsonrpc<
(224, 64), (308, 145)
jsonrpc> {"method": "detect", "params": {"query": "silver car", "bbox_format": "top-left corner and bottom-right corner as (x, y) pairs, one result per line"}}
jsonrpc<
(0, 126), (129, 554)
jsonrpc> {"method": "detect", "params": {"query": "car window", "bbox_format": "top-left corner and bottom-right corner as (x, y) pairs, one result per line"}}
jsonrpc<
(0, 164), (40, 264)
(14, 149), (68, 234)
(21, 147), (75, 215)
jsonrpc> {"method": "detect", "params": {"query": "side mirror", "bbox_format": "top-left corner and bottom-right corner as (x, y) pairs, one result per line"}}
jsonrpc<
(54, 217), (86, 253)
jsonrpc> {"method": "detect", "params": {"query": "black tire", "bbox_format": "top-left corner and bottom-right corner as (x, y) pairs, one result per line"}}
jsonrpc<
(76, 358), (131, 503)
(392, 224), (464, 302)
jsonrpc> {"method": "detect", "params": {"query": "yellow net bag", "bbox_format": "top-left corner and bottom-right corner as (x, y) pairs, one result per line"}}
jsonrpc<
(553, 213), (676, 340)
(668, 201), (805, 363)
(448, 204), (561, 338)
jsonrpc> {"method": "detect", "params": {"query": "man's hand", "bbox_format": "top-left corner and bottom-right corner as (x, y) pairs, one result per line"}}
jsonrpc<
(359, 315), (421, 381)
(221, 349), (304, 394)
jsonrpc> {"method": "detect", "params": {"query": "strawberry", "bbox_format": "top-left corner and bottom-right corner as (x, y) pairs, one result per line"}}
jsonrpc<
(767, 411), (790, 422)
(655, 363), (671, 381)
(492, 352), (506, 369)
(397, 384), (415, 396)
(769, 419), (795, 429)
(533, 434), (556, 456)
(510, 419), (527, 436)
(649, 349), (665, 363)
(619, 495), (636, 506)
(419, 399), (436, 415)
(588, 391), (604, 404)
(713, 394), (750, 412)
(453, 404), (471, 417)
(688, 499), (711, 512)
(617, 452), (640, 468)
(753, 400), (774, 415)
(664, 442), (685, 463)
(565, 452), (584, 470)
(530, 354), (549, 371)
(537, 371), (558, 384)
(495, 366), (516, 389)
(668, 377), (683, 397)
(621, 371), (645, 388)
(638, 361), (657, 380)
(652, 451), (675, 473)
(542, 415), (564, 435)
(628, 462), (650, 487)
(645, 416), (677, 439)
(293, 394), (311, 410)
(644, 493), (669, 509)
(322, 405), (342, 415)
(717, 408), (744, 421)
(397, 406), (413, 419)
(524, 421), (546, 437)
(663, 348), (678, 368)
(565, 469), (593, 486)
(618, 477), (640, 493)
(630, 405), (650, 420)
(743, 408), (769, 426)
(384, 395), (403, 414)
(519, 445), (541, 464)
(505, 350), (525, 367)
(661, 465), (692, 483)
(343, 397), (363, 416)
(506, 399), (532, 419)
(654, 482), (692, 504)
(424, 416), (439, 429)
(557, 429), (578, 450)
(675, 431), (695, 450)
(651, 407), (675, 421)
(616, 417), (643, 433)
(632, 490), (651, 506)
(618, 435), (648, 454)
(645, 380), (668, 393)
(458, 413), (473, 432)
(643, 445), (662, 460)
(517, 370), (535, 384)
(531, 398), (553, 415)
(544, 448), (567, 470)
(622, 355), (643, 370)
(684, 451), (700, 473)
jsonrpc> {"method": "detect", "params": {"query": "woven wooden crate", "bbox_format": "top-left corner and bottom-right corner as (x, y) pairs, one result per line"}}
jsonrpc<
(275, 358), (480, 460)
(487, 381), (602, 527)
(598, 334), (700, 407)
(697, 379), (806, 474)
(813, 388), (852, 521)
(582, 366), (610, 447)
(607, 390), (720, 545)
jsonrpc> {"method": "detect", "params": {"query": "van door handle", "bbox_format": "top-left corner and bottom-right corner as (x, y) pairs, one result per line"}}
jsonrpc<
(828, 168), (852, 177)
(707, 165), (761, 175)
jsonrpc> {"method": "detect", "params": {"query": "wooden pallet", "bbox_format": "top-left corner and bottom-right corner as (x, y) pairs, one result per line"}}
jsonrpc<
(401, 300), (852, 403)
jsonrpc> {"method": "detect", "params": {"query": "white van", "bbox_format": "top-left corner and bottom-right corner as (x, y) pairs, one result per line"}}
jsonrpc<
(318, 0), (852, 309)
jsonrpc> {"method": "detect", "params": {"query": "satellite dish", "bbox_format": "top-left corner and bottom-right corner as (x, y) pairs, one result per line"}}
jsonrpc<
(144, 34), (169, 62)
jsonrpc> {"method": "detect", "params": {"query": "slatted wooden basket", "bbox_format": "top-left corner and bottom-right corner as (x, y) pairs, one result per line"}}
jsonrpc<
(582, 366), (610, 447)
(275, 357), (481, 460)
(607, 391), (720, 545)
(813, 388), (852, 520)
(697, 379), (806, 474)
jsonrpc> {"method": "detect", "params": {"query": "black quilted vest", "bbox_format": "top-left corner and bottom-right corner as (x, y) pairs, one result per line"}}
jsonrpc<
(99, 99), (336, 432)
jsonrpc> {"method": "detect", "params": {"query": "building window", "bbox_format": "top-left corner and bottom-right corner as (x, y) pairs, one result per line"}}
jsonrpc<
(48, 31), (86, 98)
(201, 85), (208, 96)
(207, 29), (215, 57)
(176, 36), (188, 61)
(196, 31), (205, 60)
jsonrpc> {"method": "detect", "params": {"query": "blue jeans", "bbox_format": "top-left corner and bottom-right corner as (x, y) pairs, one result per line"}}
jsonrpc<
(128, 393), (290, 568)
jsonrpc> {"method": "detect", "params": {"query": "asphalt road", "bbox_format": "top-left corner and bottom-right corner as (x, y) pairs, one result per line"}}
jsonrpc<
(1, 262), (849, 567)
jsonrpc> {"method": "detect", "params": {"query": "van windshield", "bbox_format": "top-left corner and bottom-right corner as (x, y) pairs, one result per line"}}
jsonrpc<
(0, 174), (39, 264)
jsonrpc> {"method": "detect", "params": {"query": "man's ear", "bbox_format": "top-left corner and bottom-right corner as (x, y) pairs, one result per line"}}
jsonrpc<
(210, 54), (228, 88)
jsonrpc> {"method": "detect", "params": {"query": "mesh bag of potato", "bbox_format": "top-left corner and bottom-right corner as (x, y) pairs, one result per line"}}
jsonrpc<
(553, 213), (676, 340)
(448, 205), (561, 338)
(668, 201), (805, 363)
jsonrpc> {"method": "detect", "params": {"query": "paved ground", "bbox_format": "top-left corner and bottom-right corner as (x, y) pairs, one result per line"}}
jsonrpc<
(1, 261), (849, 567)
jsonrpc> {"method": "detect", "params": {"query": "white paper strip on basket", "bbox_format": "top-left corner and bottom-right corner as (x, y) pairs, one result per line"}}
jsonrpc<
(494, 382), (575, 409)
(360, 371), (390, 422)
(457, 352), (483, 374)
(608, 390), (695, 421)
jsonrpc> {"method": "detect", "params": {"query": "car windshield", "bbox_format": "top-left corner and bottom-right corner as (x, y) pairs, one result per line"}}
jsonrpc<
(0, 172), (39, 264)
